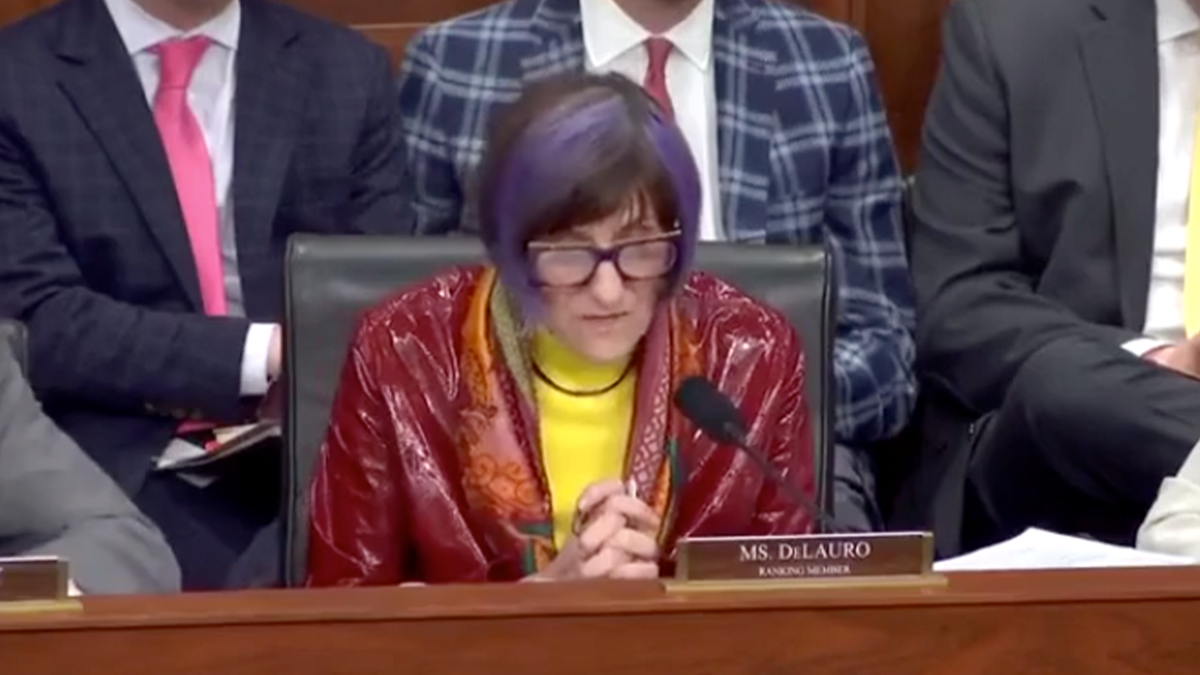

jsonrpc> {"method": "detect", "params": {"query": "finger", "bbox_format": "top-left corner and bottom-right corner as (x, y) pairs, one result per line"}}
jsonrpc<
(575, 479), (629, 515)
(610, 561), (659, 579)
(579, 546), (631, 579)
(603, 528), (660, 561)
(591, 494), (661, 534)
(577, 511), (626, 554)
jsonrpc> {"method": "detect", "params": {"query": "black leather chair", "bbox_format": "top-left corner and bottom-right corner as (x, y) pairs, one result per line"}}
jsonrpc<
(282, 235), (838, 586)
(0, 319), (27, 374)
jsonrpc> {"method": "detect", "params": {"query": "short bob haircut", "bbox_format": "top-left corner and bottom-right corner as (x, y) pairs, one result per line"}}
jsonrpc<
(475, 72), (702, 319)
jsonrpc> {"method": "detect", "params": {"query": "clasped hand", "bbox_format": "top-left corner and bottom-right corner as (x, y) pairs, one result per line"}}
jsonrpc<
(528, 479), (662, 581)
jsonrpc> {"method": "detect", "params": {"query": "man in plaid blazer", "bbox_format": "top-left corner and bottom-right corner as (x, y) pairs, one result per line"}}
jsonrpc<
(397, 0), (916, 530)
(0, 0), (410, 588)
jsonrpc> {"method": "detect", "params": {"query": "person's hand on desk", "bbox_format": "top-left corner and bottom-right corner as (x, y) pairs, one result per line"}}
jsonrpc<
(525, 479), (661, 582)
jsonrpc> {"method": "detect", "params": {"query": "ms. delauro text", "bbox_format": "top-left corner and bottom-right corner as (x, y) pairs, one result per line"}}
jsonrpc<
(738, 540), (872, 578)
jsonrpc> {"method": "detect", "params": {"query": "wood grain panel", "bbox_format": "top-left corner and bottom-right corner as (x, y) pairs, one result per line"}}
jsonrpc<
(852, 0), (950, 170)
(801, 0), (850, 23)
(0, 0), (51, 26)
(3, 569), (1200, 675)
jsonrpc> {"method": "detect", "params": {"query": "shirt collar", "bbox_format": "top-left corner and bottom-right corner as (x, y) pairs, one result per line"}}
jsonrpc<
(103, 0), (241, 54)
(580, 0), (714, 71)
(1158, 0), (1200, 44)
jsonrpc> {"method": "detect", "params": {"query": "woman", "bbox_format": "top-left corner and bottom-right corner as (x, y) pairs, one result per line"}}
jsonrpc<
(307, 73), (815, 586)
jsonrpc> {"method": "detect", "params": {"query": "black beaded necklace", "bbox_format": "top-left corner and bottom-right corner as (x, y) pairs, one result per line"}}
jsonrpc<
(531, 357), (637, 397)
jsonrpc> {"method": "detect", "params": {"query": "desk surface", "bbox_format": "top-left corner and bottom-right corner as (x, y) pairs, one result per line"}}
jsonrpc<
(4, 568), (1200, 674)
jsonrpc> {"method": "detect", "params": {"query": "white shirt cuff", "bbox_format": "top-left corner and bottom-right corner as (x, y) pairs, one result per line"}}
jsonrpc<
(240, 323), (277, 397)
(1122, 337), (1171, 358)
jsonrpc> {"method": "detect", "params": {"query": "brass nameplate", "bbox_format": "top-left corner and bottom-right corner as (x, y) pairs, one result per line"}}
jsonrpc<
(676, 531), (934, 581)
(0, 556), (69, 602)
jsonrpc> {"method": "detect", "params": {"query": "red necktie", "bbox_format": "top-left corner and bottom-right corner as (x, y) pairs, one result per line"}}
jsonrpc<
(642, 37), (674, 120)
(152, 36), (227, 316)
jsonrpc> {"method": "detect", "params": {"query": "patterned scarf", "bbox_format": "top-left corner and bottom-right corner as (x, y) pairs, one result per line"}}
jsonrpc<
(455, 267), (700, 575)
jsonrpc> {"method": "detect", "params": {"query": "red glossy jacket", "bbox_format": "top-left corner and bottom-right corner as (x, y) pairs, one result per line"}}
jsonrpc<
(307, 268), (815, 586)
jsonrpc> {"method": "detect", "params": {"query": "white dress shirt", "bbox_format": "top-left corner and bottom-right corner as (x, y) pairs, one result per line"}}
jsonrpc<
(103, 0), (274, 396)
(579, 0), (723, 241)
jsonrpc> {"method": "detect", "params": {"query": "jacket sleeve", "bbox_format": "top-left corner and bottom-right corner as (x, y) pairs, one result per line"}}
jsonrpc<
(0, 343), (180, 594)
(343, 42), (417, 235)
(826, 29), (917, 443)
(749, 326), (816, 535)
(306, 322), (408, 587)
(396, 30), (464, 235)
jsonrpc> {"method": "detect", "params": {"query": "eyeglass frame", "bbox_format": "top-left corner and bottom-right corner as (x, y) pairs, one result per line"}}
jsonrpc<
(525, 230), (682, 288)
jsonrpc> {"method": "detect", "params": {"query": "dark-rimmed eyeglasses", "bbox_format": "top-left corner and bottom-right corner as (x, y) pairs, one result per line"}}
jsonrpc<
(527, 231), (680, 288)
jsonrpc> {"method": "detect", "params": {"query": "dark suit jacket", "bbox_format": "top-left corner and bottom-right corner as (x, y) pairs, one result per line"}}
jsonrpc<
(895, 0), (1157, 554)
(0, 0), (412, 491)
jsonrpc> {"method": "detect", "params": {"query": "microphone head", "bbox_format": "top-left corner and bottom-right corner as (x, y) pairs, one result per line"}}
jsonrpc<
(673, 376), (748, 445)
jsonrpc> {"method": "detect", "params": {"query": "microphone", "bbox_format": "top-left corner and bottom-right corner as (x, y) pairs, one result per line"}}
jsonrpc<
(673, 376), (850, 534)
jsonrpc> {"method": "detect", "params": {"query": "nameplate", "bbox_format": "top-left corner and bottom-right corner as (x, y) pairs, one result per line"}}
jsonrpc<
(0, 556), (69, 602)
(675, 532), (934, 582)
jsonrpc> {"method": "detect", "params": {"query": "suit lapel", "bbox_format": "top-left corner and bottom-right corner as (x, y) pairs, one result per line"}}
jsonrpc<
(713, 0), (774, 241)
(1079, 0), (1159, 330)
(521, 0), (586, 81)
(231, 0), (303, 316)
(55, 0), (203, 309)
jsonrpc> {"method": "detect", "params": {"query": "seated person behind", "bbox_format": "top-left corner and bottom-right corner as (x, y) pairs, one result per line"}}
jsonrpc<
(306, 73), (815, 585)
(0, 336), (180, 594)
(894, 0), (1200, 555)
(400, 0), (916, 533)
(1138, 442), (1200, 560)
(0, 0), (411, 589)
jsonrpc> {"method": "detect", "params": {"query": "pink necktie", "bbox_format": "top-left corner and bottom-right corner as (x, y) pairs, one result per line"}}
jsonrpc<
(152, 36), (227, 316)
(643, 37), (674, 120)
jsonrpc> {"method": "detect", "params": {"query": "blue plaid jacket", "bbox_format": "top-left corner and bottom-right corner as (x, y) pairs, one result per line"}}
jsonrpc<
(397, 0), (916, 443)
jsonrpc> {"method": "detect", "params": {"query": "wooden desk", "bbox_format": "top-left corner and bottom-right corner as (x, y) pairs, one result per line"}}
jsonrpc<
(3, 568), (1199, 674)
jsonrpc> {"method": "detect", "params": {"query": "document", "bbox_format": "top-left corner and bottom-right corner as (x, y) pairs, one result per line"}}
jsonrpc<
(153, 421), (280, 488)
(154, 421), (280, 471)
(933, 528), (1196, 572)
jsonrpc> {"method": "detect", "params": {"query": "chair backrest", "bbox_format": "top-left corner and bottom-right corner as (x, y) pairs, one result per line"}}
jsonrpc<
(902, 175), (916, 264)
(0, 319), (27, 374)
(283, 235), (837, 586)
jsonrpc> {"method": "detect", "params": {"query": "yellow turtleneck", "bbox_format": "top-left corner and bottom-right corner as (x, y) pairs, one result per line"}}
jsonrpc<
(531, 330), (636, 550)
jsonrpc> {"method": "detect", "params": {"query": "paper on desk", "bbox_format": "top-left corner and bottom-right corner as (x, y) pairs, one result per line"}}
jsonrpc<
(933, 527), (1196, 572)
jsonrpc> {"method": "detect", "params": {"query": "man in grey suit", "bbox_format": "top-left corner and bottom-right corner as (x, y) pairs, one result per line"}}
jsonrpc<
(0, 337), (180, 594)
(893, 0), (1200, 556)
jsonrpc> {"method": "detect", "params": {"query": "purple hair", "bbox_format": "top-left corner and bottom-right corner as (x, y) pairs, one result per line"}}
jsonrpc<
(475, 73), (702, 319)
